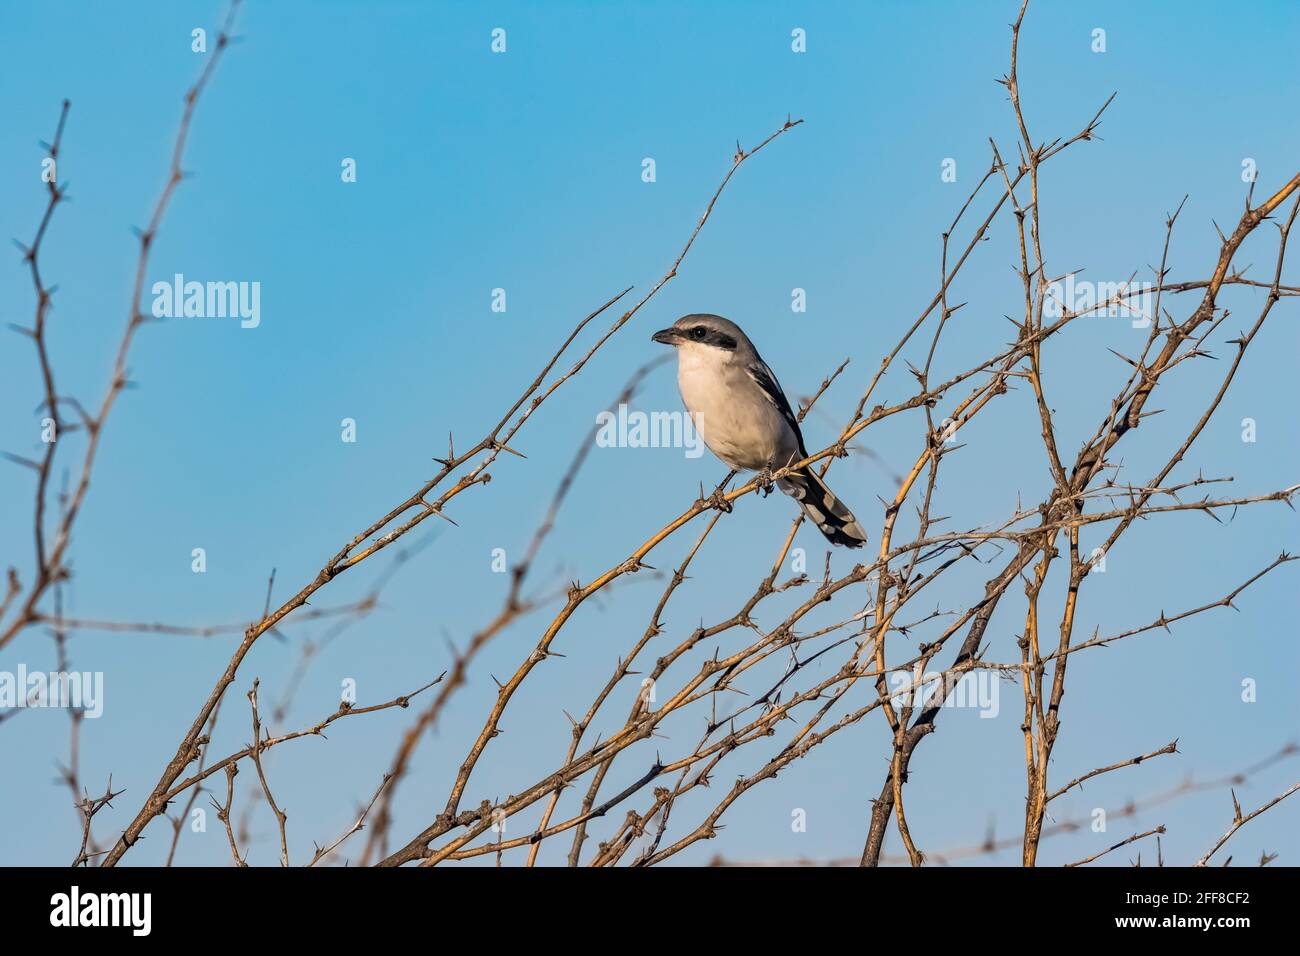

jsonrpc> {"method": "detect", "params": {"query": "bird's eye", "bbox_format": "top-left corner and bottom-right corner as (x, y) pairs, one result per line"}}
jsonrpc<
(691, 327), (706, 340)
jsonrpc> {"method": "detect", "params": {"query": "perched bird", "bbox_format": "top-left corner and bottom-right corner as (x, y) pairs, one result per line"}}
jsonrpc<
(652, 313), (867, 548)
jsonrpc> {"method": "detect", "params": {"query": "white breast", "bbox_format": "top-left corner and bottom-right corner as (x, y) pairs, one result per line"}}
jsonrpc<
(675, 343), (796, 472)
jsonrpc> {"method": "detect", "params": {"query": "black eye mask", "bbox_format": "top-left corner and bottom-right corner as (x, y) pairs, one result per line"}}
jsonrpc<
(689, 327), (737, 350)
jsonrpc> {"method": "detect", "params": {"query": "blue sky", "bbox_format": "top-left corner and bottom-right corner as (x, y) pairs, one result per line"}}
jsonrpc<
(1, 0), (1296, 866)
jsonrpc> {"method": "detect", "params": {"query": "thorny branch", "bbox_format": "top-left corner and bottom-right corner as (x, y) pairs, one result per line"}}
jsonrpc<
(5, 0), (1297, 869)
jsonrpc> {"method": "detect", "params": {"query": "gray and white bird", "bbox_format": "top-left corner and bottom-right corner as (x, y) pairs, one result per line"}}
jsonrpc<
(652, 313), (867, 548)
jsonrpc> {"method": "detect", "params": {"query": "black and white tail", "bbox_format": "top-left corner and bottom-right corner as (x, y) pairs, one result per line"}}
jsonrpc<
(778, 467), (868, 549)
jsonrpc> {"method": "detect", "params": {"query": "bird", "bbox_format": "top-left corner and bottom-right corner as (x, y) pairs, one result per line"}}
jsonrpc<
(652, 313), (867, 548)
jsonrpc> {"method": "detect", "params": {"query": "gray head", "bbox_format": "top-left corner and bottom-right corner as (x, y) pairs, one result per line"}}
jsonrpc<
(651, 313), (756, 357)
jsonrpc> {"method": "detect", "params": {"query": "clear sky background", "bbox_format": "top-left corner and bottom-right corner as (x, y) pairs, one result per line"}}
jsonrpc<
(1, 0), (1296, 867)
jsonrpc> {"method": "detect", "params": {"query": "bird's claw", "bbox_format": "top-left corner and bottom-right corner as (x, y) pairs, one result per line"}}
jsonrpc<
(756, 467), (776, 498)
(706, 487), (733, 513)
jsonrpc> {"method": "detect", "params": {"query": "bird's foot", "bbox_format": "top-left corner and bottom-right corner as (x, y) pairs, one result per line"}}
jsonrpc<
(755, 467), (776, 498)
(706, 486), (733, 513)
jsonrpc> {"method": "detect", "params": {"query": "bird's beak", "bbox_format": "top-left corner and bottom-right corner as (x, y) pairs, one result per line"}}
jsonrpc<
(651, 327), (680, 345)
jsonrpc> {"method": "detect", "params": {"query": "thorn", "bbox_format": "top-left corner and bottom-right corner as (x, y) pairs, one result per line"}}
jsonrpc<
(422, 500), (459, 526)
(1, 451), (41, 472)
(1107, 348), (1139, 368)
(492, 440), (526, 459)
(433, 432), (456, 467)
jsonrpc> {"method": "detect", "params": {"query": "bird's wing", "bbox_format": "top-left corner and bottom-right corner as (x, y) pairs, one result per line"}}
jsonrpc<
(745, 360), (808, 457)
